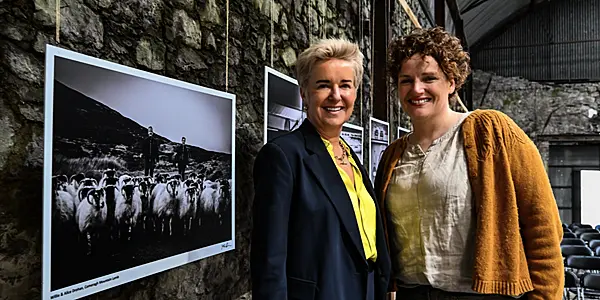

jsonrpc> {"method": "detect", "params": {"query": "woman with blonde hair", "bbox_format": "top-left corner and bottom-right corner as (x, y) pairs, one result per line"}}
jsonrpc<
(251, 38), (392, 300)
(374, 27), (563, 300)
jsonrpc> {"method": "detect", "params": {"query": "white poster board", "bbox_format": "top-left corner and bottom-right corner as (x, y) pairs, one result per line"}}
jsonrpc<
(43, 45), (236, 300)
(264, 66), (305, 144)
(369, 117), (390, 181)
(580, 170), (600, 227)
(341, 123), (365, 164)
(397, 126), (410, 140)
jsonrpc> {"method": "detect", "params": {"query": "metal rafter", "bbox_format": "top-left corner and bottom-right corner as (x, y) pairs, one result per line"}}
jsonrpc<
(460, 0), (494, 15)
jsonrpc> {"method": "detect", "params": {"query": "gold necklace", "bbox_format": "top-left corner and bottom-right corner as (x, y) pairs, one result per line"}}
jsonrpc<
(334, 141), (349, 165)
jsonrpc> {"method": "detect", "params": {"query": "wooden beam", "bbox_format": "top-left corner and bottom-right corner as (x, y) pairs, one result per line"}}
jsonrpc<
(398, 0), (422, 28)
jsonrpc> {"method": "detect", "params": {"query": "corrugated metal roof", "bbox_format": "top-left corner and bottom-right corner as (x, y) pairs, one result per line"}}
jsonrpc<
(471, 0), (600, 82)
(456, 0), (547, 47)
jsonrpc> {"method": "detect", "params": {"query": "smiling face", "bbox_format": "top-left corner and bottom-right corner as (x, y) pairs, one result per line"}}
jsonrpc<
(397, 54), (456, 121)
(301, 58), (356, 136)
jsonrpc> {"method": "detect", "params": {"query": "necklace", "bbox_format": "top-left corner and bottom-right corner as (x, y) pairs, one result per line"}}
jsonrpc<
(334, 141), (349, 165)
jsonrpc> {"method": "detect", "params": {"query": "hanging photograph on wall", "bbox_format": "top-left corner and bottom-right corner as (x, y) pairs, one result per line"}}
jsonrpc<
(341, 123), (365, 164)
(397, 126), (410, 140)
(369, 117), (390, 181)
(42, 45), (236, 300)
(264, 66), (305, 144)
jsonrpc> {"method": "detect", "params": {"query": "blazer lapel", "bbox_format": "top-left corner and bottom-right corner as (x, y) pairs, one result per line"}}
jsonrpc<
(300, 120), (367, 263)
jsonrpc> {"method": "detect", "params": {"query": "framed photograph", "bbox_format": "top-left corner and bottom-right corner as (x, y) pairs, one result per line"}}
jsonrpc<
(369, 117), (390, 181)
(43, 45), (236, 300)
(264, 66), (305, 144)
(341, 123), (365, 164)
(397, 126), (410, 139)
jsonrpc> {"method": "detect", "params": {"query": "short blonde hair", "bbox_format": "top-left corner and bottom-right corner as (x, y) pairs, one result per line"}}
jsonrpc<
(295, 38), (364, 90)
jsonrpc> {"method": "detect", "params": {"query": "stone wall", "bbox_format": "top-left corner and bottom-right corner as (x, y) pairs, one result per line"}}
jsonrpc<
(472, 69), (600, 163)
(387, 0), (433, 139)
(0, 0), (384, 299)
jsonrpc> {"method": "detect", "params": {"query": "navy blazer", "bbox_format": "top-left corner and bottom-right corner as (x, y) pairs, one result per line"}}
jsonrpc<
(251, 119), (391, 300)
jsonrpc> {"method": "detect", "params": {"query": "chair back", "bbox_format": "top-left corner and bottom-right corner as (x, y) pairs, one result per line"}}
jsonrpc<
(561, 238), (586, 246)
(561, 245), (593, 258)
(581, 233), (600, 242)
(563, 232), (577, 239)
(566, 256), (600, 270)
(583, 273), (600, 290)
(575, 228), (598, 237)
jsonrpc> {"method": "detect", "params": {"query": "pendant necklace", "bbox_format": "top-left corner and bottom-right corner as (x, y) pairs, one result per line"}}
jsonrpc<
(335, 141), (349, 166)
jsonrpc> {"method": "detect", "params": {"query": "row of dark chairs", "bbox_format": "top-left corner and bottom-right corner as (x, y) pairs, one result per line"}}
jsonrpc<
(565, 271), (600, 300)
(563, 223), (600, 299)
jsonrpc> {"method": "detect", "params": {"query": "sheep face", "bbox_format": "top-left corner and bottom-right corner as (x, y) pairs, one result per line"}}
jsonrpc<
(185, 187), (197, 205)
(121, 184), (135, 204)
(70, 173), (85, 185)
(218, 179), (231, 200)
(155, 173), (168, 183)
(103, 169), (116, 178)
(53, 175), (69, 191)
(166, 179), (180, 196)
(119, 174), (132, 186)
(85, 188), (105, 209)
(138, 181), (150, 197)
(102, 185), (118, 210)
(183, 179), (195, 188)
(81, 178), (98, 187)
(104, 177), (118, 186)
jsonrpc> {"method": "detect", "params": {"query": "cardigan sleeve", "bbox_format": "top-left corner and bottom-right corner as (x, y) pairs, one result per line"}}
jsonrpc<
(501, 114), (564, 300)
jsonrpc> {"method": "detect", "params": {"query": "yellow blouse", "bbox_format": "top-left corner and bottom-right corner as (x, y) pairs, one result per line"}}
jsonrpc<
(321, 137), (378, 261)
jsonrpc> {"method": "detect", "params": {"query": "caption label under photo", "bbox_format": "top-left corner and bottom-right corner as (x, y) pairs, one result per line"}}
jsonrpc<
(50, 276), (120, 299)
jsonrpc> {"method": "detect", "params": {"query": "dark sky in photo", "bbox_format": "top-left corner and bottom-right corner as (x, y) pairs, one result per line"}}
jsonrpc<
(54, 57), (233, 154)
(267, 73), (302, 110)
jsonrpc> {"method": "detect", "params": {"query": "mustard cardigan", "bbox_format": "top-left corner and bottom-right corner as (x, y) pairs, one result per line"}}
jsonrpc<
(374, 109), (564, 299)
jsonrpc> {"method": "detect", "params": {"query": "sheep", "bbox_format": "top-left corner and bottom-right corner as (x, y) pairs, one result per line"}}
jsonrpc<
(188, 172), (198, 182)
(154, 173), (168, 184)
(65, 173), (85, 206)
(177, 179), (197, 236)
(118, 174), (133, 190)
(74, 177), (100, 207)
(52, 175), (77, 227)
(169, 174), (182, 182)
(75, 187), (108, 255)
(151, 179), (180, 237)
(198, 180), (223, 227)
(98, 168), (117, 189)
(114, 183), (142, 241)
(216, 178), (232, 225)
(137, 178), (154, 232)
(100, 182), (120, 241)
(54, 175), (69, 191)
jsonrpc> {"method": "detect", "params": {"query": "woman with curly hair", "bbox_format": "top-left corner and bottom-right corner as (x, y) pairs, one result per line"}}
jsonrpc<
(374, 27), (564, 300)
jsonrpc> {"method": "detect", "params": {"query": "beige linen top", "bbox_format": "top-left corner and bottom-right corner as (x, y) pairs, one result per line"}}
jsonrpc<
(385, 113), (477, 293)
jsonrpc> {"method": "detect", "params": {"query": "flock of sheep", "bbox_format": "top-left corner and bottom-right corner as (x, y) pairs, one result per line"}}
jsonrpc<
(52, 169), (232, 255)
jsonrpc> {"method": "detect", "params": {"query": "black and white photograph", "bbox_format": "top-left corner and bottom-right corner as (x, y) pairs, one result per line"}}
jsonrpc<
(341, 123), (364, 164)
(264, 66), (305, 143)
(42, 46), (236, 300)
(397, 126), (410, 140)
(369, 117), (389, 181)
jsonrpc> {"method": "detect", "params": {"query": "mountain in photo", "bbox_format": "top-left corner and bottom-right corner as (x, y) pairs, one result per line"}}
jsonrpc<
(52, 80), (229, 178)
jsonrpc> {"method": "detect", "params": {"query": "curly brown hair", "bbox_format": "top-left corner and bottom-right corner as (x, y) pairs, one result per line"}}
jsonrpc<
(387, 27), (471, 93)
